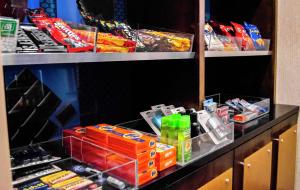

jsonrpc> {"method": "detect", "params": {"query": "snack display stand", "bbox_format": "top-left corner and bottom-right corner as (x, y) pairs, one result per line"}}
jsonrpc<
(0, 0), (298, 190)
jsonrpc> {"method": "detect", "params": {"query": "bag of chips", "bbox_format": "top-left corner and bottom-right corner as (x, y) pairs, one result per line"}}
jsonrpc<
(210, 21), (239, 51)
(219, 24), (239, 51)
(231, 22), (255, 51)
(204, 23), (224, 51)
(244, 22), (265, 50)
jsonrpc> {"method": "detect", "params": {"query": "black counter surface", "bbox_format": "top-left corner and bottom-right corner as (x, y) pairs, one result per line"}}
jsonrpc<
(130, 104), (299, 189)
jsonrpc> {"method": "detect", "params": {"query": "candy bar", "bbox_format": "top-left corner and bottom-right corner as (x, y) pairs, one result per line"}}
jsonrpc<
(17, 180), (49, 190)
(138, 29), (192, 52)
(60, 178), (94, 190)
(40, 170), (77, 185)
(16, 28), (39, 53)
(51, 176), (82, 189)
(20, 25), (66, 52)
(32, 17), (93, 52)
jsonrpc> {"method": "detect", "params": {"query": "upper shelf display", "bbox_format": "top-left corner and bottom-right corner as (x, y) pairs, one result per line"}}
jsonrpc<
(0, 8), (194, 54)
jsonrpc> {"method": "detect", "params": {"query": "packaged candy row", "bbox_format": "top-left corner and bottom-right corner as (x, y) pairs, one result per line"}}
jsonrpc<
(205, 20), (268, 51)
(79, 8), (194, 52)
(1, 8), (194, 53)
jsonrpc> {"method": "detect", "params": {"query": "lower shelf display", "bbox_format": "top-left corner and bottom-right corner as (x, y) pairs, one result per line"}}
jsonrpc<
(11, 136), (138, 190)
(10, 102), (236, 189)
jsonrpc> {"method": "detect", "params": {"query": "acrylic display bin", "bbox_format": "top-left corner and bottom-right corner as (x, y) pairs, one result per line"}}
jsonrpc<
(205, 31), (270, 51)
(175, 119), (234, 166)
(206, 93), (270, 124)
(66, 22), (98, 52)
(11, 136), (138, 189)
(136, 29), (194, 52)
(118, 116), (234, 167)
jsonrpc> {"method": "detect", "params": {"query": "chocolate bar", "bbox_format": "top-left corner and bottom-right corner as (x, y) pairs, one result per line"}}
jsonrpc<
(13, 165), (62, 185)
(11, 145), (61, 170)
(16, 180), (50, 190)
(17, 28), (39, 53)
(32, 17), (93, 52)
(21, 25), (67, 52)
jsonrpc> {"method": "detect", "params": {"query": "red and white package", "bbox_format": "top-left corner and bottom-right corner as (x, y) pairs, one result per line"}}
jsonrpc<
(231, 22), (255, 51)
(32, 17), (94, 52)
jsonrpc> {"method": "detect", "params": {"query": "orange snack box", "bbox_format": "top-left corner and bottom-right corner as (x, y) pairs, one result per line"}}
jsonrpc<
(157, 157), (176, 172)
(87, 124), (156, 154)
(108, 144), (156, 163)
(85, 124), (112, 147)
(82, 134), (155, 164)
(139, 168), (158, 185)
(138, 159), (155, 173)
(106, 153), (155, 173)
(155, 143), (176, 162)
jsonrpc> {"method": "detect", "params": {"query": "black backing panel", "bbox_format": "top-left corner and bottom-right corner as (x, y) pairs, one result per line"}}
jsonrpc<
(78, 60), (199, 126)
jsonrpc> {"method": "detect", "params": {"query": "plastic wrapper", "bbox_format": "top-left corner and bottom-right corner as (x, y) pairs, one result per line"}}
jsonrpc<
(244, 22), (265, 50)
(231, 22), (255, 51)
(74, 29), (136, 53)
(204, 23), (224, 51)
(32, 18), (93, 52)
(29, 9), (93, 53)
(113, 21), (146, 51)
(97, 20), (145, 51)
(137, 29), (193, 52)
(209, 21), (239, 51)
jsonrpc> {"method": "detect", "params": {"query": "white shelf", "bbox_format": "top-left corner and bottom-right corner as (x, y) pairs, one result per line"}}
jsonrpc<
(205, 51), (272, 58)
(1, 52), (195, 66)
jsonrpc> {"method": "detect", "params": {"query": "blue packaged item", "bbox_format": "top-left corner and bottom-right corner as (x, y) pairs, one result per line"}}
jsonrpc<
(244, 22), (265, 50)
(203, 99), (217, 113)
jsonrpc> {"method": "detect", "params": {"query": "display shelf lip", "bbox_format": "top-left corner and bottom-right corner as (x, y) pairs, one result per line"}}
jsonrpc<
(205, 50), (272, 57)
(1, 52), (196, 66)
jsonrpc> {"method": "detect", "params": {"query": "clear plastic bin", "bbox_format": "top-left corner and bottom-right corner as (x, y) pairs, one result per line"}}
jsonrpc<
(66, 22), (98, 52)
(175, 121), (234, 166)
(118, 116), (234, 167)
(205, 32), (270, 51)
(206, 93), (270, 124)
(11, 136), (138, 189)
(136, 29), (194, 52)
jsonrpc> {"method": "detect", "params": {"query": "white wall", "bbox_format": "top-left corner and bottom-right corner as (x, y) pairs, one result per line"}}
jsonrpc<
(276, 0), (300, 188)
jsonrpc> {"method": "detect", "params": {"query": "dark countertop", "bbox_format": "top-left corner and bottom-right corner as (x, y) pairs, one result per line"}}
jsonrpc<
(138, 104), (299, 189)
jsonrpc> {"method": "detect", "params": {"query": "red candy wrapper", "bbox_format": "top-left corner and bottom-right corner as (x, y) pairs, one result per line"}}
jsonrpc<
(32, 17), (94, 52)
(231, 22), (255, 51)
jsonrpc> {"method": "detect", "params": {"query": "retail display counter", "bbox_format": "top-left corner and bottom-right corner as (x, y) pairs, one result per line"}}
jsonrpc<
(138, 104), (298, 190)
